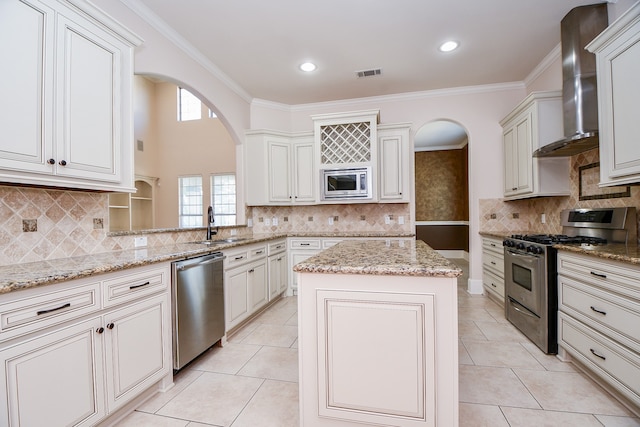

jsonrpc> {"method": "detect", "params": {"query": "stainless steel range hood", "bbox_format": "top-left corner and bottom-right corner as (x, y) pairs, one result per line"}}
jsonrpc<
(533, 3), (608, 158)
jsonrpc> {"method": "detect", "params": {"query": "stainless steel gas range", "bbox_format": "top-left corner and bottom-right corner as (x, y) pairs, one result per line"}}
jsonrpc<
(503, 207), (637, 354)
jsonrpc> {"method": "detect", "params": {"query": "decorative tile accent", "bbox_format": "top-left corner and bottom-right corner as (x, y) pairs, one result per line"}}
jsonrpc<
(93, 218), (104, 229)
(22, 219), (37, 232)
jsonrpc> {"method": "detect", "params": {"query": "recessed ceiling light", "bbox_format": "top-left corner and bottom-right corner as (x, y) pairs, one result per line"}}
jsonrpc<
(439, 41), (459, 52)
(299, 62), (317, 72)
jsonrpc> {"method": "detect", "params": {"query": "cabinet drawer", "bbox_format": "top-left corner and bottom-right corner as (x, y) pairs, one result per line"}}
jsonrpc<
(103, 266), (169, 308)
(559, 313), (640, 405)
(483, 270), (504, 298)
(482, 237), (504, 255)
(559, 275), (640, 349)
(558, 252), (640, 300)
(322, 239), (343, 249)
(268, 240), (287, 255)
(482, 251), (504, 276)
(0, 282), (101, 341)
(249, 245), (267, 261)
(290, 239), (321, 250)
(225, 248), (250, 268)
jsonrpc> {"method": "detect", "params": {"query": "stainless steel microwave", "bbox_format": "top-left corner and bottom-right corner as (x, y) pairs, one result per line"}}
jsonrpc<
(321, 167), (372, 200)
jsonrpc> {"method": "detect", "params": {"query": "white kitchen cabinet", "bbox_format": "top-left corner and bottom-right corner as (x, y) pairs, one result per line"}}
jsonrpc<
(378, 124), (411, 202)
(223, 243), (268, 331)
(0, 263), (172, 427)
(557, 251), (640, 408)
(268, 240), (288, 300)
(481, 236), (505, 304)
(500, 91), (570, 200)
(245, 130), (316, 206)
(587, 3), (640, 187)
(0, 0), (140, 192)
(288, 238), (322, 295)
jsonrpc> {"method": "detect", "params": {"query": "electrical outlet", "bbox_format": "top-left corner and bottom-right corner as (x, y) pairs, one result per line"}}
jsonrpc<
(384, 215), (391, 225)
(247, 218), (253, 227)
(328, 217), (334, 225)
(230, 229), (237, 236)
(398, 216), (405, 225)
(541, 213), (546, 224)
(265, 218), (271, 226)
(272, 217), (278, 226)
(134, 236), (147, 247)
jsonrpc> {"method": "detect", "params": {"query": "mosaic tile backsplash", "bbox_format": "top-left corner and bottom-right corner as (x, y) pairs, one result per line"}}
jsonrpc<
(479, 148), (640, 239)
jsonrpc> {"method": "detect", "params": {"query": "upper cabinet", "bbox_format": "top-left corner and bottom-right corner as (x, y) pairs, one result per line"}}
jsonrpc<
(587, 2), (640, 187)
(378, 123), (411, 203)
(0, 0), (142, 192)
(245, 130), (316, 206)
(500, 91), (570, 200)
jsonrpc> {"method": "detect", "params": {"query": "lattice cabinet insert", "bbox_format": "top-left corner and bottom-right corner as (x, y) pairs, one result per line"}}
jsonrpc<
(313, 110), (379, 167)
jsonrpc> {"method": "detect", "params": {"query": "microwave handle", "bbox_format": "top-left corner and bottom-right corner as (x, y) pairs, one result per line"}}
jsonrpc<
(360, 173), (366, 190)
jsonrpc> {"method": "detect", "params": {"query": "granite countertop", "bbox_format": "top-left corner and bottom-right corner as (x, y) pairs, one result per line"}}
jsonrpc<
(293, 239), (462, 277)
(554, 242), (640, 265)
(0, 232), (415, 295)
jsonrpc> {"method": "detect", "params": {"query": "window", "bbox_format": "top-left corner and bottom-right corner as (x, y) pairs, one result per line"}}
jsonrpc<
(211, 174), (236, 226)
(178, 176), (203, 227)
(208, 109), (217, 118)
(177, 87), (201, 121)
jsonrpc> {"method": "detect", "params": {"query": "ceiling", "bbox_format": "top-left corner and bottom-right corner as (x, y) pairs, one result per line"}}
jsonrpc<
(126, 0), (609, 106)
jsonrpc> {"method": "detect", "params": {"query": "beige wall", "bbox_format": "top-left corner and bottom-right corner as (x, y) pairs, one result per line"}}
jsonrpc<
(134, 80), (237, 228)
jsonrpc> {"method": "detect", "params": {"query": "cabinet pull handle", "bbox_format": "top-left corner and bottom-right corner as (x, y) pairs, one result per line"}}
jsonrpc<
(59, 160), (67, 166)
(234, 255), (245, 260)
(490, 243), (496, 247)
(590, 348), (606, 361)
(590, 306), (607, 316)
(491, 282), (496, 288)
(47, 158), (56, 165)
(255, 250), (264, 254)
(490, 261), (496, 265)
(590, 271), (607, 279)
(106, 323), (115, 330)
(37, 303), (71, 316)
(277, 257), (283, 261)
(129, 281), (150, 290)
(300, 243), (310, 246)
(96, 327), (105, 334)
(248, 269), (255, 273)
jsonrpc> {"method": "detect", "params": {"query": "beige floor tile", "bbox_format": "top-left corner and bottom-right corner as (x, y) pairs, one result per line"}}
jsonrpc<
(514, 369), (633, 416)
(227, 322), (260, 343)
(459, 402), (509, 426)
(501, 407), (603, 426)
(595, 414), (640, 426)
(240, 323), (298, 347)
(230, 380), (299, 427)
(458, 306), (499, 322)
(116, 411), (189, 427)
(458, 320), (488, 340)
(459, 340), (474, 365)
(189, 342), (261, 374)
(459, 365), (540, 408)
(255, 301), (297, 325)
(135, 369), (203, 414)
(520, 341), (576, 373)
(485, 303), (510, 324)
(157, 372), (264, 426)
(463, 340), (545, 369)
(237, 346), (299, 382)
(474, 321), (528, 342)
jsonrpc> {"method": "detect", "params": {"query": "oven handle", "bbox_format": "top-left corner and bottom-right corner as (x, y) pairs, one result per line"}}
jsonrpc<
(508, 298), (539, 319)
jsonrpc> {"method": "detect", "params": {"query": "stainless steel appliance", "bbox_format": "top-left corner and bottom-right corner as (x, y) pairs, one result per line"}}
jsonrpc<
(503, 207), (637, 354)
(172, 252), (225, 370)
(321, 166), (372, 200)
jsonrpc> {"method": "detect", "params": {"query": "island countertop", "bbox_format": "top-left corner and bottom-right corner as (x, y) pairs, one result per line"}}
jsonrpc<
(293, 239), (462, 277)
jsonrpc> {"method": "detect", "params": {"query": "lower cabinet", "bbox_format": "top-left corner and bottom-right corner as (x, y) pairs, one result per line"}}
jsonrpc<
(0, 264), (172, 427)
(557, 251), (640, 408)
(481, 236), (505, 304)
(268, 255), (288, 300)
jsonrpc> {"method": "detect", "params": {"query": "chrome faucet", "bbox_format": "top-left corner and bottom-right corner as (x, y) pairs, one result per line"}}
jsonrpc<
(206, 206), (217, 240)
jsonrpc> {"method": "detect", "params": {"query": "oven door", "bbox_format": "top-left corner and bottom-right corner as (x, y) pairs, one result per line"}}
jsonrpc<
(504, 248), (543, 316)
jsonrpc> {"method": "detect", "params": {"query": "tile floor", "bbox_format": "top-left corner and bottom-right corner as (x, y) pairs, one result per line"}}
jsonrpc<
(116, 259), (640, 426)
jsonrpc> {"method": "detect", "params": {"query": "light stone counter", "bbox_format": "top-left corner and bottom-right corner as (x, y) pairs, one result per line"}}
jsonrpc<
(293, 239), (462, 277)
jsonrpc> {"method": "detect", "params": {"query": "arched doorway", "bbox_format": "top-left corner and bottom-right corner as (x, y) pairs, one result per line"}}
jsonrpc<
(414, 120), (469, 259)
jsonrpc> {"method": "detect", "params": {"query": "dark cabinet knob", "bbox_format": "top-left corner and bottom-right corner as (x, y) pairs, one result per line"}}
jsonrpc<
(96, 327), (104, 334)
(106, 323), (115, 329)
(48, 159), (55, 165)
(59, 160), (67, 166)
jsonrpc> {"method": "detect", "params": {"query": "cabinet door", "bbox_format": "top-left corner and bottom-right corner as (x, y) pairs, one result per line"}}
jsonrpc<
(0, 317), (106, 427)
(290, 251), (319, 292)
(293, 141), (316, 202)
(0, 0), (55, 174)
(103, 294), (170, 411)
(249, 261), (268, 312)
(268, 255), (280, 300)
(54, 10), (123, 183)
(268, 139), (291, 203)
(514, 115), (533, 193)
(503, 127), (518, 195)
(225, 267), (249, 329)
(379, 131), (409, 201)
(277, 254), (289, 294)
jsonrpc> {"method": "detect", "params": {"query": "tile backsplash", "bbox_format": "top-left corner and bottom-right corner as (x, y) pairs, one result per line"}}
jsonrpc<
(480, 148), (640, 238)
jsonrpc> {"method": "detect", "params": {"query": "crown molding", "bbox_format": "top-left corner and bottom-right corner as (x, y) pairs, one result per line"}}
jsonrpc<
(120, 0), (252, 103)
(523, 43), (561, 88)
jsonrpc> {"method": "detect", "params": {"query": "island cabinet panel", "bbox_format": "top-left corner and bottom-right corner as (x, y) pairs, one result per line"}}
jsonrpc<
(298, 273), (458, 427)
(317, 290), (435, 425)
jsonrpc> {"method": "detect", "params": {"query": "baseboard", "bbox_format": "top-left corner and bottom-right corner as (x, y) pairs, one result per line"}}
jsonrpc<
(467, 278), (483, 295)
(438, 250), (469, 260)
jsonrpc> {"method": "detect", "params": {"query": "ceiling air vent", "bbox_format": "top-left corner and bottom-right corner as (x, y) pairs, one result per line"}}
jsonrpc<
(355, 68), (382, 78)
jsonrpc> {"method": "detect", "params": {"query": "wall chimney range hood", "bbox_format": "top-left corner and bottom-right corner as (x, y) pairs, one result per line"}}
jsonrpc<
(533, 3), (608, 158)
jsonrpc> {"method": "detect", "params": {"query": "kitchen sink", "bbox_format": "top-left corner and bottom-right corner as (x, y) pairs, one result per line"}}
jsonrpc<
(190, 237), (250, 245)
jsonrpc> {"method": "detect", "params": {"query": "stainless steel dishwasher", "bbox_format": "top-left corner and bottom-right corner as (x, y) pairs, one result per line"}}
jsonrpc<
(171, 252), (225, 370)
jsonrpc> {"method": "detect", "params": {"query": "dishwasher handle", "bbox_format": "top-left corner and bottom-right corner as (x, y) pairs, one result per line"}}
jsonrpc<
(175, 254), (224, 271)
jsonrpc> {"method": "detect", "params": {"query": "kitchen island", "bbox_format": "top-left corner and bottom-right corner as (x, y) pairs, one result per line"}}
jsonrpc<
(294, 239), (462, 427)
